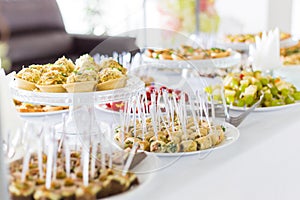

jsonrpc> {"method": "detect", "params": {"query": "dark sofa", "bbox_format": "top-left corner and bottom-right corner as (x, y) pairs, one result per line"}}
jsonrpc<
(0, 0), (140, 72)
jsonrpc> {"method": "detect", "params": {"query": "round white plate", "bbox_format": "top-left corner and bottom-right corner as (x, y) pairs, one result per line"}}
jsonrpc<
(229, 101), (300, 112)
(142, 51), (241, 69)
(144, 122), (239, 157)
(217, 37), (298, 51)
(18, 109), (68, 117)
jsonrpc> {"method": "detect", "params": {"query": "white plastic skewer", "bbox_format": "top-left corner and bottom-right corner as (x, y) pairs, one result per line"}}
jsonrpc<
(132, 97), (137, 138)
(210, 94), (215, 120)
(150, 105), (158, 140)
(150, 92), (156, 117)
(45, 134), (54, 189)
(162, 90), (170, 126)
(142, 91), (149, 114)
(21, 144), (31, 182)
(136, 94), (143, 122)
(220, 86), (230, 119)
(122, 143), (138, 176)
(64, 136), (71, 177)
(139, 95), (147, 141)
(100, 133), (106, 170)
(58, 113), (67, 152)
(52, 132), (58, 181)
(168, 98), (175, 132)
(37, 141), (44, 178)
(156, 94), (162, 131)
(90, 135), (97, 179)
(201, 94), (212, 129)
(83, 138), (90, 187)
(180, 94), (187, 139)
(160, 114), (172, 141)
(172, 93), (179, 117)
(156, 106), (162, 132)
(125, 99), (132, 133)
(119, 110), (125, 147)
(189, 93), (200, 135)
(196, 90), (203, 122)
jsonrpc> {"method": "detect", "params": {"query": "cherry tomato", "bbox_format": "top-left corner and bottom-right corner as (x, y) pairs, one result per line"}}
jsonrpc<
(240, 74), (244, 80)
(159, 86), (167, 91)
(167, 88), (173, 94)
(147, 86), (156, 93)
(111, 101), (124, 111)
(174, 89), (181, 95)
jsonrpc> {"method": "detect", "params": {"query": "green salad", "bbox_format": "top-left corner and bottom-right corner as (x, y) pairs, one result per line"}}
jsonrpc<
(205, 71), (300, 107)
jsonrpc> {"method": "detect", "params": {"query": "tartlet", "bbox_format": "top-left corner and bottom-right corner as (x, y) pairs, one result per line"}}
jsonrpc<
(14, 76), (37, 91)
(96, 77), (127, 91)
(63, 81), (97, 93)
(36, 84), (66, 93)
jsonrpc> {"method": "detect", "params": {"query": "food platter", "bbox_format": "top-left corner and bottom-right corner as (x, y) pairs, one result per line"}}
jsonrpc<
(229, 101), (300, 112)
(18, 109), (69, 117)
(143, 122), (239, 157)
(217, 37), (299, 51)
(10, 75), (145, 106)
(142, 51), (241, 69)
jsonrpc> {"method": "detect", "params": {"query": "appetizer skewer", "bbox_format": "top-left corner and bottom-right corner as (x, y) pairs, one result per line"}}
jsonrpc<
(114, 89), (226, 154)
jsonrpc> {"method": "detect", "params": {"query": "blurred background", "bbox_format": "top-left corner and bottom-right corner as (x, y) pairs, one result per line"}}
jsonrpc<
(56, 0), (299, 36)
(0, 0), (299, 72)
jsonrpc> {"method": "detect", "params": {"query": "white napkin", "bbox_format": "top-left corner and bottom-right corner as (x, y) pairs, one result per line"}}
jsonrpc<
(0, 67), (24, 137)
(250, 28), (282, 71)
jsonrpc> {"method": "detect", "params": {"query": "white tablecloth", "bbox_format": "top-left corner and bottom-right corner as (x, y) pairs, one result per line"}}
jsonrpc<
(20, 105), (300, 200)
(110, 106), (300, 200)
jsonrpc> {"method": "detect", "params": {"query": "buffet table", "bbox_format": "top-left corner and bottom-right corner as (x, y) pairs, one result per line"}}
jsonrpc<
(6, 34), (300, 199)
(89, 105), (299, 200)
(11, 67), (300, 200)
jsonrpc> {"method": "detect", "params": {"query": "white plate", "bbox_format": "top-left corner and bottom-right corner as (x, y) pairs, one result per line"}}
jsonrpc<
(142, 51), (241, 69)
(217, 37), (298, 51)
(144, 122), (239, 157)
(18, 109), (69, 117)
(8, 152), (159, 200)
(229, 101), (300, 112)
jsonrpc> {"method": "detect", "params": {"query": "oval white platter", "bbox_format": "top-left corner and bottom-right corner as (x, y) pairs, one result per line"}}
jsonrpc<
(217, 37), (298, 51)
(229, 101), (300, 112)
(142, 51), (241, 69)
(144, 122), (239, 157)
(18, 109), (69, 117)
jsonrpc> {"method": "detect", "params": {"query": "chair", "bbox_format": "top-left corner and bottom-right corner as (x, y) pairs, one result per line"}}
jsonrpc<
(0, 0), (140, 72)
